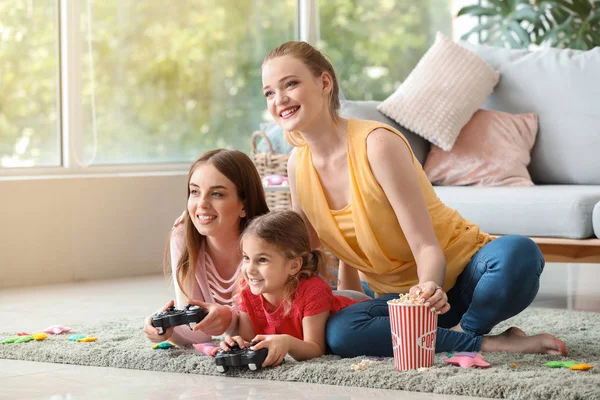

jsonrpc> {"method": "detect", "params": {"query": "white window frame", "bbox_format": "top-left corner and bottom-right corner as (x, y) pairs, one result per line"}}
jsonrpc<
(1, 0), (310, 179)
(298, 0), (319, 45)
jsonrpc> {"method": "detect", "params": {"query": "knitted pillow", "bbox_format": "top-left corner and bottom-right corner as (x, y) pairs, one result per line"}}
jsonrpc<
(378, 32), (500, 151)
(423, 109), (539, 187)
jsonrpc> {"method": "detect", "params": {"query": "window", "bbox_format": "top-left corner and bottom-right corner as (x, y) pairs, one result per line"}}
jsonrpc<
(80, 0), (296, 165)
(1, 0), (459, 173)
(318, 0), (453, 101)
(0, 1), (60, 168)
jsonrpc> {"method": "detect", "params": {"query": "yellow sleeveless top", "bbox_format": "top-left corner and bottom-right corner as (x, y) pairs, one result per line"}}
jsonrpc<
(294, 119), (491, 296)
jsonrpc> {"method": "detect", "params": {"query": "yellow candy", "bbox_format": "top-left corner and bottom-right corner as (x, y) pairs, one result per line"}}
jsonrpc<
(569, 364), (594, 371)
(76, 337), (98, 342)
(32, 333), (48, 341)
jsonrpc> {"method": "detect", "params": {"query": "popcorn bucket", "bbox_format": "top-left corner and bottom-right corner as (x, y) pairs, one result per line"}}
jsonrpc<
(387, 301), (438, 371)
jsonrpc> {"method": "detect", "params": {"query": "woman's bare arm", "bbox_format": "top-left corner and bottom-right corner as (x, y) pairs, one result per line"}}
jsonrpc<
(287, 148), (321, 250)
(366, 129), (446, 287)
(337, 260), (364, 292)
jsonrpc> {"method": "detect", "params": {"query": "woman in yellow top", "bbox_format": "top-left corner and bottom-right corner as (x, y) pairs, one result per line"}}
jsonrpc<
(260, 41), (567, 357)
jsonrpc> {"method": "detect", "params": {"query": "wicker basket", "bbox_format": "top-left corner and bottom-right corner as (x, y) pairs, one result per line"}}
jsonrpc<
(250, 131), (291, 211)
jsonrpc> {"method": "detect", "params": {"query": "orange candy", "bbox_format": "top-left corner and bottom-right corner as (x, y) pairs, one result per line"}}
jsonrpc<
(76, 337), (98, 343)
(569, 364), (594, 371)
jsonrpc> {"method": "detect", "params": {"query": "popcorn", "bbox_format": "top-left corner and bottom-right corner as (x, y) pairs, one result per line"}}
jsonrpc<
(350, 359), (377, 371)
(388, 293), (422, 305)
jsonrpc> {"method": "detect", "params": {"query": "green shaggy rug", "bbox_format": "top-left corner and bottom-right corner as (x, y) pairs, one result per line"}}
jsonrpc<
(1, 308), (598, 400)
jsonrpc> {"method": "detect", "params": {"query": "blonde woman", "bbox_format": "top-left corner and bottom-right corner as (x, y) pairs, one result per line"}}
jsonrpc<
(260, 41), (567, 357)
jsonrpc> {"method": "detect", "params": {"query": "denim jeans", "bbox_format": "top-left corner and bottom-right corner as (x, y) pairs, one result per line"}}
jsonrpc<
(326, 235), (545, 356)
(360, 281), (375, 298)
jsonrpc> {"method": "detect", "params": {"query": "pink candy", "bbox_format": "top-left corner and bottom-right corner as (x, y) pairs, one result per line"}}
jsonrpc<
(261, 175), (289, 187)
(444, 352), (490, 368)
(43, 325), (72, 334)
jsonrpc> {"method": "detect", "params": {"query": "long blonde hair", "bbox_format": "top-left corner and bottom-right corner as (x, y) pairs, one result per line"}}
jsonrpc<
(237, 210), (328, 315)
(164, 149), (270, 299)
(263, 41), (341, 147)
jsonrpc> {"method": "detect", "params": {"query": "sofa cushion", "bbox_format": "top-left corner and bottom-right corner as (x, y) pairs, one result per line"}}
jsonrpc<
(378, 33), (499, 151)
(594, 202), (600, 239)
(433, 185), (600, 239)
(459, 42), (600, 185)
(340, 100), (430, 165)
(424, 109), (538, 187)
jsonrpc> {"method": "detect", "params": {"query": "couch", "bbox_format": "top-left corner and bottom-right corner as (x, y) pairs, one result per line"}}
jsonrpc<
(338, 42), (600, 263)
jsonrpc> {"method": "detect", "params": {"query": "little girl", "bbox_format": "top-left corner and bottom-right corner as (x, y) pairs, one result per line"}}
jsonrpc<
(220, 210), (358, 367)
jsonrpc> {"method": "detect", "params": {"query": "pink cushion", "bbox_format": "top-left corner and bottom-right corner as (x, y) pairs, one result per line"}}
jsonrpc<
(423, 110), (538, 187)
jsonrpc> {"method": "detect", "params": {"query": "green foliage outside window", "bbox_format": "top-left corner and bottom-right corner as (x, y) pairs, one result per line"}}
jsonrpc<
(81, 0), (295, 163)
(458, 0), (600, 50)
(0, 1), (59, 167)
(1, 0), (452, 167)
(320, 0), (452, 101)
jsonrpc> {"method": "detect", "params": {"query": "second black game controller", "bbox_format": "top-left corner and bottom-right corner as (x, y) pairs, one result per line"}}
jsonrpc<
(151, 304), (208, 334)
(214, 342), (269, 373)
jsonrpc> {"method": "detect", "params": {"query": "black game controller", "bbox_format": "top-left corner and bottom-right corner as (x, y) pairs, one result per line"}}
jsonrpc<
(214, 342), (269, 373)
(151, 304), (208, 334)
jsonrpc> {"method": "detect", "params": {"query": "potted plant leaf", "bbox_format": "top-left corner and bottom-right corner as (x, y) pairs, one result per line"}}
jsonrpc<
(457, 0), (600, 50)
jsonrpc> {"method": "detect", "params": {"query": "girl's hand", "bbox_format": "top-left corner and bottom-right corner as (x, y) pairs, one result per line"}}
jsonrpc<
(143, 300), (175, 342)
(191, 301), (234, 336)
(251, 334), (291, 367)
(219, 335), (251, 351)
(172, 211), (186, 229)
(409, 281), (450, 315)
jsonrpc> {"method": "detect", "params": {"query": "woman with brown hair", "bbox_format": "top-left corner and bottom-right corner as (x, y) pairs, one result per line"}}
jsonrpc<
(143, 149), (269, 345)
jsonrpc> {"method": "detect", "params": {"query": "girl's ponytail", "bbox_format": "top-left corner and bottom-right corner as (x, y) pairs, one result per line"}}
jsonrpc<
(297, 249), (325, 280)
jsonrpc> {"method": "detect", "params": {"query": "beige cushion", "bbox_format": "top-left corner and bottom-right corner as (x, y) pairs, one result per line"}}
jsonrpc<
(424, 110), (538, 186)
(378, 32), (500, 151)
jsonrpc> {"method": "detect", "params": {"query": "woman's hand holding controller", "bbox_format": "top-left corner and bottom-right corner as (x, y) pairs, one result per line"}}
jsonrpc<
(143, 300), (175, 342)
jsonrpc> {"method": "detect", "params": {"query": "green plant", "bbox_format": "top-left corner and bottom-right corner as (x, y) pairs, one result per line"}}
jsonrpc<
(458, 0), (600, 50)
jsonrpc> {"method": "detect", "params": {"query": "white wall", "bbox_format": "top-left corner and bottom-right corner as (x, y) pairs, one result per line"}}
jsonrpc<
(0, 173), (188, 289)
(451, 0), (480, 42)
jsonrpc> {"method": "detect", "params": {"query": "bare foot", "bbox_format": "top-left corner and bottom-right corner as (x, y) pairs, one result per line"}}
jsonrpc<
(452, 326), (526, 337)
(500, 327), (526, 337)
(481, 330), (568, 356)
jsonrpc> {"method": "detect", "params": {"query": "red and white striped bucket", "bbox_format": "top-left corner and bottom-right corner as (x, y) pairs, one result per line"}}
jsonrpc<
(387, 302), (438, 371)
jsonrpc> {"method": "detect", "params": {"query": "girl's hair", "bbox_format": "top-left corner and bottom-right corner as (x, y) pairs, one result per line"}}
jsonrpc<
(263, 41), (341, 147)
(238, 210), (327, 315)
(164, 149), (270, 299)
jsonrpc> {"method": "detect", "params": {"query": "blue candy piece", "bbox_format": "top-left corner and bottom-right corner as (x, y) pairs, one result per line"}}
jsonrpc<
(67, 334), (87, 341)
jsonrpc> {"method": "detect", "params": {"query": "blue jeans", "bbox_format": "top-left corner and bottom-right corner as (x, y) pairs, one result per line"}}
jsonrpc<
(361, 281), (375, 298)
(326, 235), (545, 356)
